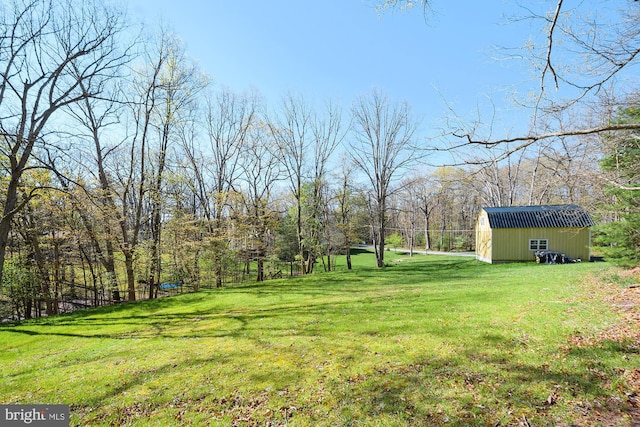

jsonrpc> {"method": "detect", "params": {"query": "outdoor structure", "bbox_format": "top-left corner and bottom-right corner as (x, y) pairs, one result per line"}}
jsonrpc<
(475, 204), (595, 264)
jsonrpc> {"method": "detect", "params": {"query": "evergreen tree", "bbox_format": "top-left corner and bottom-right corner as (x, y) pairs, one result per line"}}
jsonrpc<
(597, 106), (640, 266)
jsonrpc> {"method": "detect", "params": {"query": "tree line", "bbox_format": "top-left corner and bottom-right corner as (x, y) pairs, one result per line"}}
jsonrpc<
(0, 0), (638, 319)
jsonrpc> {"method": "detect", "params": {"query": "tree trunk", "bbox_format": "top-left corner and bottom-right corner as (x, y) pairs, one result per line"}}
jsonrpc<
(124, 249), (136, 301)
(372, 224), (380, 266)
(215, 251), (223, 288)
(376, 202), (386, 267)
(376, 231), (385, 267)
(192, 248), (201, 291)
(0, 175), (22, 285)
(257, 258), (264, 282)
(148, 209), (162, 299)
(424, 226), (430, 251)
(24, 299), (32, 319)
(409, 228), (415, 257)
(52, 237), (61, 314)
(28, 231), (55, 316)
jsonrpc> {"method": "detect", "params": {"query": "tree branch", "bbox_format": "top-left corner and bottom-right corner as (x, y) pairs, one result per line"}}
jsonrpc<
(457, 122), (640, 147)
(542, 0), (563, 92)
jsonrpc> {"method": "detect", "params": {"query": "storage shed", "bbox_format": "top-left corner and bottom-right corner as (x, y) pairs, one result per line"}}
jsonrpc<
(475, 204), (595, 263)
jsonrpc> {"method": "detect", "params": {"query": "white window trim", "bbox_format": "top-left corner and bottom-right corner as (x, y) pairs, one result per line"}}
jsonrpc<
(529, 238), (548, 251)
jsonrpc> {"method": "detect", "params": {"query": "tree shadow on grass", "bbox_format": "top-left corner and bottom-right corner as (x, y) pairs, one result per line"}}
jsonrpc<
(326, 336), (637, 426)
(0, 256), (498, 346)
(0, 255), (480, 331)
(3, 283), (636, 425)
(0, 285), (427, 340)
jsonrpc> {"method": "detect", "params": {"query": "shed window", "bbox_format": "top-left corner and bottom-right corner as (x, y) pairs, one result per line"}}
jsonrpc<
(529, 239), (548, 251)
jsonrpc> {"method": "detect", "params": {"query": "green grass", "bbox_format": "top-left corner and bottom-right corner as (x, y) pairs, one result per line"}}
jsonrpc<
(0, 250), (636, 426)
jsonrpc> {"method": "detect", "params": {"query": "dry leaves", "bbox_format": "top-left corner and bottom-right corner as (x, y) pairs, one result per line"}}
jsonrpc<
(566, 268), (640, 426)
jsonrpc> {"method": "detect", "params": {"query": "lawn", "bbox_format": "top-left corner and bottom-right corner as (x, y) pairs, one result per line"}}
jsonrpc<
(1, 250), (638, 426)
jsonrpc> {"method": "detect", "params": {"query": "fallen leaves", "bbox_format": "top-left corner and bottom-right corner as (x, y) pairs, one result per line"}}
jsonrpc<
(563, 269), (640, 426)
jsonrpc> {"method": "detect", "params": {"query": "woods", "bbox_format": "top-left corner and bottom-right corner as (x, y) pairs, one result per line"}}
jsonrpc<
(0, 0), (639, 320)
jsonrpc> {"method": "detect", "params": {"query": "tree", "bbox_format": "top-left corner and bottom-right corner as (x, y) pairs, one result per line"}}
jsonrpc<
(146, 31), (206, 298)
(275, 210), (300, 276)
(332, 154), (367, 270)
(597, 104), (640, 266)
(307, 100), (347, 273)
(238, 121), (282, 282)
(350, 89), (420, 267)
(394, 178), (422, 256)
(269, 93), (344, 274)
(469, 145), (527, 208)
(15, 176), (59, 315)
(63, 57), (126, 302)
(268, 93), (307, 274)
(204, 88), (258, 287)
(402, 173), (441, 253)
(386, 232), (403, 251)
(162, 172), (202, 287)
(375, 0), (431, 14)
(0, 0), (129, 284)
(8, 169), (59, 316)
(1, 257), (39, 320)
(381, 2), (640, 161)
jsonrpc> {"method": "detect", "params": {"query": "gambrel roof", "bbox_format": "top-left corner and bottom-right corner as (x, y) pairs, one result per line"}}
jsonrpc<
(483, 204), (595, 229)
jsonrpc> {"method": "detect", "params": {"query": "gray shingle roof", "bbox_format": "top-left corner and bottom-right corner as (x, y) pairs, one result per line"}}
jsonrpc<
(484, 204), (595, 228)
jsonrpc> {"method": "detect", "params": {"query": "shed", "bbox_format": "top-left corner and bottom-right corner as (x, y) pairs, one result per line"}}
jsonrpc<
(475, 204), (595, 263)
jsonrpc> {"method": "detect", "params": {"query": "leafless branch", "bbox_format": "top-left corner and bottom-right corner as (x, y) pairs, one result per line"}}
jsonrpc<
(542, 0), (562, 92)
(459, 122), (640, 146)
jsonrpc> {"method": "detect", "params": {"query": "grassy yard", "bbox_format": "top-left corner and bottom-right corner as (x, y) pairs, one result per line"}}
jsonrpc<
(1, 249), (638, 426)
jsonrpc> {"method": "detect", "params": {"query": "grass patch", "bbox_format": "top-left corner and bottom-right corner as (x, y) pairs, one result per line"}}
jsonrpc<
(0, 251), (636, 426)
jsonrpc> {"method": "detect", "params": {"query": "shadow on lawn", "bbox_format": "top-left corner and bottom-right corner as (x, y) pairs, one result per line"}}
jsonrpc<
(0, 257), (492, 342)
(0, 290), (427, 341)
(0, 255), (477, 327)
(4, 289), (636, 424)
(67, 331), (634, 426)
(326, 342), (633, 426)
(2, 253), (631, 425)
(225, 257), (479, 295)
(21, 319), (632, 427)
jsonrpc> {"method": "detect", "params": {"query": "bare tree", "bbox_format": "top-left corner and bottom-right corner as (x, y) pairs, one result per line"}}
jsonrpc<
(307, 100), (347, 273)
(380, 1), (640, 162)
(268, 93), (311, 274)
(0, 0), (129, 284)
(205, 88), (258, 287)
(331, 152), (370, 270)
(350, 89), (420, 267)
(413, 175), (438, 252)
(457, 2), (640, 153)
(470, 145), (528, 207)
(395, 177), (424, 256)
(146, 32), (206, 298)
(375, 0), (432, 14)
(238, 121), (282, 282)
(114, 33), (168, 302)
(269, 93), (345, 274)
(58, 51), (131, 302)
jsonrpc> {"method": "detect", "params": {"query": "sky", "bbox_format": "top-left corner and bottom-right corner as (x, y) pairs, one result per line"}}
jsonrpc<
(125, 1), (545, 159)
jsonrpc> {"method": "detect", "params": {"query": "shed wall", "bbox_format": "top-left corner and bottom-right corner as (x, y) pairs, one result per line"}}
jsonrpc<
(490, 227), (591, 262)
(475, 210), (492, 262)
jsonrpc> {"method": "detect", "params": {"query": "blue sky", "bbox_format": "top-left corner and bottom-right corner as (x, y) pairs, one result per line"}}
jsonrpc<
(126, 1), (542, 152)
